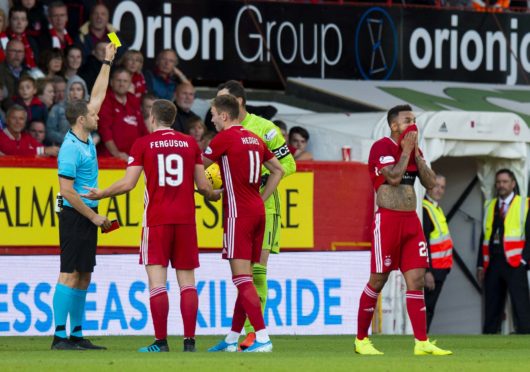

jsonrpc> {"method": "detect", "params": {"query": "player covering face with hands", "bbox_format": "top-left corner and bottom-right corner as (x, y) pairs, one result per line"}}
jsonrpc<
(355, 105), (452, 356)
(82, 99), (220, 353)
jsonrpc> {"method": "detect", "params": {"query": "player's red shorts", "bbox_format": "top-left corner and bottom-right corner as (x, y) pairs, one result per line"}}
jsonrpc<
(222, 215), (265, 263)
(371, 208), (429, 273)
(139, 224), (199, 270)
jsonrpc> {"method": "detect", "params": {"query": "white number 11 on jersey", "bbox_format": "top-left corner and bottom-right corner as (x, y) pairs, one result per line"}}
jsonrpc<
(249, 150), (260, 184)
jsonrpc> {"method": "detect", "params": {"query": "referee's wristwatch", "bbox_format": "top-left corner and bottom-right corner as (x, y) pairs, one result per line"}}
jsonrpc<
(102, 60), (112, 66)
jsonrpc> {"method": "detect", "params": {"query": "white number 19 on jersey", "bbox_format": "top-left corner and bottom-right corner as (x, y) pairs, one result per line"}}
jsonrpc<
(158, 154), (183, 187)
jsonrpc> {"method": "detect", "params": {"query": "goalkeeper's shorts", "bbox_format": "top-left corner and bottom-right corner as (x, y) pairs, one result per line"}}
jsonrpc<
(263, 213), (281, 253)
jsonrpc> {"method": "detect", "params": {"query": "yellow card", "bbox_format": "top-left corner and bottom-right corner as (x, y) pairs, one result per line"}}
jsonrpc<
(107, 32), (121, 47)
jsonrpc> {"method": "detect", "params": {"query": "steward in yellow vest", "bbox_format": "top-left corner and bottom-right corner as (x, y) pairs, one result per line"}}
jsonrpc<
(476, 169), (530, 334)
(422, 175), (453, 332)
(423, 198), (453, 270)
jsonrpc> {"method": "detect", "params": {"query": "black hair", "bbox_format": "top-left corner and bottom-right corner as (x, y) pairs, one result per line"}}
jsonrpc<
(387, 104), (413, 127)
(217, 80), (246, 106)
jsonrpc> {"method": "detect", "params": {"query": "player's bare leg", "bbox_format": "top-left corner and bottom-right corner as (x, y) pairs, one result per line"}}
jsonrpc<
(355, 272), (389, 355)
(139, 265), (170, 352)
(403, 268), (452, 355)
(241, 249), (270, 350)
(176, 269), (198, 352)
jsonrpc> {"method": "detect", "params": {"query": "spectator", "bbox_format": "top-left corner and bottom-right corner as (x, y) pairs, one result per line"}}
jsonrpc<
(0, 8), (7, 64)
(172, 82), (198, 132)
(0, 80), (6, 128)
(0, 104), (58, 156)
(38, 47), (64, 79)
(144, 48), (188, 100)
(13, 75), (47, 123)
(28, 119), (45, 143)
(472, 0), (509, 11)
(274, 119), (296, 155)
(37, 77), (55, 109)
(201, 130), (216, 151)
(46, 74), (88, 145)
(289, 126), (313, 161)
(183, 115), (206, 148)
(119, 49), (146, 99)
(78, 40), (106, 91)
(6, 6), (39, 68)
(15, 0), (48, 38)
(52, 75), (66, 104)
(38, 1), (77, 51)
(140, 92), (156, 127)
(97, 67), (147, 159)
(79, 3), (120, 58)
(63, 45), (82, 80)
(0, 39), (31, 109)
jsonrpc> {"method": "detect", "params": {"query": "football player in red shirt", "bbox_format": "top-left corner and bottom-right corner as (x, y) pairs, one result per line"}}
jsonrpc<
(82, 99), (219, 353)
(204, 95), (284, 353)
(355, 104), (451, 356)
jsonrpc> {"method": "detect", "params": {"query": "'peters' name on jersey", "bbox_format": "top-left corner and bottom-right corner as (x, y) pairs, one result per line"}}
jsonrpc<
(241, 137), (260, 145)
(150, 139), (190, 149)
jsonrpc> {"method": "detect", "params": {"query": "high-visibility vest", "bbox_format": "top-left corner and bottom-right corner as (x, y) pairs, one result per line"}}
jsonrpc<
(472, 0), (510, 12)
(423, 199), (453, 269)
(482, 195), (526, 269)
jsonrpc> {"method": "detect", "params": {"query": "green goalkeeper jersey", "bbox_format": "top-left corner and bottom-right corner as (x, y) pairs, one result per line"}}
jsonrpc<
(241, 112), (296, 215)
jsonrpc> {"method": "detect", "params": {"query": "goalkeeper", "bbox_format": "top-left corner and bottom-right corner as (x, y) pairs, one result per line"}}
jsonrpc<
(216, 81), (296, 349)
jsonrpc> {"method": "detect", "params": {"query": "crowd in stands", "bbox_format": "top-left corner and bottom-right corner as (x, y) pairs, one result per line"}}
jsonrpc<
(0, 0), (316, 160)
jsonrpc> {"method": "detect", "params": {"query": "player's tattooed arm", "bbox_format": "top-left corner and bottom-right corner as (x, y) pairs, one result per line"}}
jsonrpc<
(376, 184), (417, 211)
(415, 155), (436, 190)
(380, 151), (410, 186)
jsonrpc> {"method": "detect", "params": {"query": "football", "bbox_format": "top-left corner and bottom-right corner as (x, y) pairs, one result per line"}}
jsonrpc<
(205, 162), (223, 189)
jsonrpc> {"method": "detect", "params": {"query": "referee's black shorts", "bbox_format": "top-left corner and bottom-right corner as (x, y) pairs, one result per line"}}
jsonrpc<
(59, 206), (98, 273)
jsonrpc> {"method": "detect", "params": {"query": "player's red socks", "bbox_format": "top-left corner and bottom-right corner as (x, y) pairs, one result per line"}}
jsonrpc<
(150, 287), (169, 340)
(232, 275), (265, 332)
(180, 285), (198, 338)
(357, 284), (380, 339)
(406, 290), (428, 341)
(231, 296), (246, 333)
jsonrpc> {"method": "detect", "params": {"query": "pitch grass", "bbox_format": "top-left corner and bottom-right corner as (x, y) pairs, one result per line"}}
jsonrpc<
(1, 335), (530, 371)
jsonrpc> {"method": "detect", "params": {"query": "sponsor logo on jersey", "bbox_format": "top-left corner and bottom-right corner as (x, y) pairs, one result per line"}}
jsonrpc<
(364, 307), (375, 312)
(265, 128), (277, 141)
(128, 156), (134, 165)
(205, 146), (213, 155)
(273, 144), (290, 160)
(379, 156), (394, 164)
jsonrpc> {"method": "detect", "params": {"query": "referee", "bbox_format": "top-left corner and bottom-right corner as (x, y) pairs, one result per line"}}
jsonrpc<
(51, 43), (116, 350)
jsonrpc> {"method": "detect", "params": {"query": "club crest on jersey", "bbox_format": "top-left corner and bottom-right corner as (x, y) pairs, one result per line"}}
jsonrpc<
(384, 256), (392, 267)
(128, 156), (134, 165)
(205, 146), (213, 155)
(379, 156), (394, 164)
(265, 129), (277, 141)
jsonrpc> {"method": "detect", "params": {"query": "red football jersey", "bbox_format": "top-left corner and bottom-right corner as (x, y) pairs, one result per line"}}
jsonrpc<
(128, 129), (202, 226)
(203, 125), (274, 218)
(369, 137), (422, 192)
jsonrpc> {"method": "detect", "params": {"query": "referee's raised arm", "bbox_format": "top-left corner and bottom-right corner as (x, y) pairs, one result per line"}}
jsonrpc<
(87, 43), (117, 115)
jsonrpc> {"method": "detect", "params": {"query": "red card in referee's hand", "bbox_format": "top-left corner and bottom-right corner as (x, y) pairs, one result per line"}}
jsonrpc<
(102, 220), (120, 233)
